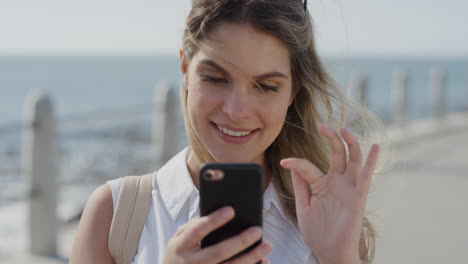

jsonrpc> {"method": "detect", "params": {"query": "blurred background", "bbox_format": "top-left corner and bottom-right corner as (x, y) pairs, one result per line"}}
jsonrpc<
(1, 0), (467, 263)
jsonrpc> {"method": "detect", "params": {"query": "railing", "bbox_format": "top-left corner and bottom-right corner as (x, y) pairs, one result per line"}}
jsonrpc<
(349, 68), (459, 125)
(1, 82), (186, 257)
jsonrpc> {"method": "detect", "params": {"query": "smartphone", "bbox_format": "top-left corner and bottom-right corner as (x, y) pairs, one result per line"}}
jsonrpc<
(199, 163), (263, 262)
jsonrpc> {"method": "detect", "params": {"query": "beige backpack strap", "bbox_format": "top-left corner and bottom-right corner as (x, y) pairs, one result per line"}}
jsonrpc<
(108, 174), (153, 264)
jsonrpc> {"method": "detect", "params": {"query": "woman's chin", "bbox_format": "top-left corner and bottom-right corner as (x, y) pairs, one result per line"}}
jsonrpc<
(210, 151), (259, 164)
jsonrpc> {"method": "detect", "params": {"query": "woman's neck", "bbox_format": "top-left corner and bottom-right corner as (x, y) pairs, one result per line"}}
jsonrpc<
(186, 149), (202, 189)
(186, 148), (270, 191)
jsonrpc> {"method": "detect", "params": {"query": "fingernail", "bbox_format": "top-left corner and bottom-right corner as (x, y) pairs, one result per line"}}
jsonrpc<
(260, 242), (272, 254)
(372, 144), (380, 152)
(220, 207), (234, 218)
(280, 158), (295, 167)
(248, 227), (262, 237)
(320, 123), (331, 129)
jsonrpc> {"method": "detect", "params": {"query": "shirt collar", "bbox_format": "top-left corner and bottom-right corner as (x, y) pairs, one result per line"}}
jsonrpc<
(154, 147), (197, 221)
(153, 146), (294, 225)
(263, 181), (295, 226)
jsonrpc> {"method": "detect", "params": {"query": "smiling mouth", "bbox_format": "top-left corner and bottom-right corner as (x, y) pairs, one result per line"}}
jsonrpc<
(212, 122), (257, 137)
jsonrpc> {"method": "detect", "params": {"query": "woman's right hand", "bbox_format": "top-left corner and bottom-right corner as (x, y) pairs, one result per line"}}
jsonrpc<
(163, 206), (272, 264)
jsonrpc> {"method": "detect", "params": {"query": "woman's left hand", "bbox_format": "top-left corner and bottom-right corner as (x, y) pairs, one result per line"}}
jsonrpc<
(280, 124), (380, 264)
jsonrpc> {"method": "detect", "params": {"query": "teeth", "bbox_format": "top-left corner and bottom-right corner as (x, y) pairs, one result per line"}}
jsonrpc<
(218, 125), (252, 137)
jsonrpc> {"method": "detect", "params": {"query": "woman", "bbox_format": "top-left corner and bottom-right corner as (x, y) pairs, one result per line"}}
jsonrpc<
(71, 0), (383, 263)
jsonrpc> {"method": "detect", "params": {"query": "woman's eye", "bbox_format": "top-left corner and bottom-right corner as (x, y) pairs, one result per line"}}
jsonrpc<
(201, 75), (228, 84)
(201, 75), (278, 92)
(257, 84), (279, 92)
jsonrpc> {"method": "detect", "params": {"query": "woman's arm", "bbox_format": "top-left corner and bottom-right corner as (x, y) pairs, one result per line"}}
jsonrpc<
(70, 184), (114, 264)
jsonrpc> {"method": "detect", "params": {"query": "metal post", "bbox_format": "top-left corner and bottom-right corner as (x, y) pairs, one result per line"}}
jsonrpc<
(22, 91), (57, 256)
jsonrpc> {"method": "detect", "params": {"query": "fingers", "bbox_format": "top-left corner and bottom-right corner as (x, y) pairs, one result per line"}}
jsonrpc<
(224, 242), (272, 264)
(358, 144), (380, 195)
(280, 158), (324, 184)
(196, 227), (269, 263)
(289, 169), (311, 211)
(172, 209), (271, 264)
(174, 220), (190, 237)
(318, 124), (347, 175)
(179, 206), (234, 247)
(340, 128), (363, 184)
(280, 158), (323, 213)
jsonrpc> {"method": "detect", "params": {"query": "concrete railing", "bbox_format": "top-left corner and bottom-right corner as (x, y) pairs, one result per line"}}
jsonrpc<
(348, 69), (454, 124)
(22, 91), (58, 257)
(347, 69), (468, 145)
(152, 82), (184, 167)
(20, 84), (183, 257)
(391, 70), (409, 126)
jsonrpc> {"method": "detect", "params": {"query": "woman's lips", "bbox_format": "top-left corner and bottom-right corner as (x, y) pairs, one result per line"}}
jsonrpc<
(210, 121), (259, 144)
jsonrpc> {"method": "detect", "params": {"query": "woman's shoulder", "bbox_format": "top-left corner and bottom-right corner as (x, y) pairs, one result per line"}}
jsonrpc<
(70, 183), (114, 263)
(83, 183), (115, 226)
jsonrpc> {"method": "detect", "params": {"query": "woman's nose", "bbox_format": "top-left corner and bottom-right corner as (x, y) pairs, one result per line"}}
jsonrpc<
(221, 88), (252, 122)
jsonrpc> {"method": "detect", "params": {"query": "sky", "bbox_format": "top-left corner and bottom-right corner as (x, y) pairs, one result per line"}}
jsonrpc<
(1, 0), (467, 57)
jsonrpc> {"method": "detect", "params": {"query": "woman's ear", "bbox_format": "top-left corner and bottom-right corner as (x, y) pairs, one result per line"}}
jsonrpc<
(289, 83), (299, 107)
(179, 49), (188, 74)
(179, 49), (189, 87)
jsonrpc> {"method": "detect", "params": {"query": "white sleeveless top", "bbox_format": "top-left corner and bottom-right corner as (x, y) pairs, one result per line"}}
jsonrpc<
(108, 147), (317, 264)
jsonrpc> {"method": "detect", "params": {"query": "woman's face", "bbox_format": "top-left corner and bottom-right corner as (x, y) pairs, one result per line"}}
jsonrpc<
(181, 23), (294, 166)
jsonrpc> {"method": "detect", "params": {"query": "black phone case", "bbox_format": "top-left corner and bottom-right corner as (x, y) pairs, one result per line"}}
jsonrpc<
(199, 163), (263, 263)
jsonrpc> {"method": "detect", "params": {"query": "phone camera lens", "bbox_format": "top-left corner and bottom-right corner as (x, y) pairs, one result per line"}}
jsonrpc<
(204, 171), (213, 179)
(203, 169), (224, 181)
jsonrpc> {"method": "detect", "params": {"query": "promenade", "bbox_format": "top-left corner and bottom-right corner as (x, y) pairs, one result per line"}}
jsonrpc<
(3, 115), (468, 264)
(371, 118), (468, 263)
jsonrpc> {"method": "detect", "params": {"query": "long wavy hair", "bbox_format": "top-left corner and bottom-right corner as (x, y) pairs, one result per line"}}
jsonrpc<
(180, 0), (387, 262)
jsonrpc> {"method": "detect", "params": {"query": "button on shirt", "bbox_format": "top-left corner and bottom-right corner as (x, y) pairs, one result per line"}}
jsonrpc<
(108, 147), (318, 264)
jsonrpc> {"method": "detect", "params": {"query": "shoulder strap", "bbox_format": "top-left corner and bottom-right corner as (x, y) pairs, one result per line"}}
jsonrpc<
(108, 174), (153, 264)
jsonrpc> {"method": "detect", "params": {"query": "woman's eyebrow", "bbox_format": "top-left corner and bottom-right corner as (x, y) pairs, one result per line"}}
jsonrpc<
(198, 59), (289, 80)
(198, 59), (229, 76)
(254, 72), (289, 80)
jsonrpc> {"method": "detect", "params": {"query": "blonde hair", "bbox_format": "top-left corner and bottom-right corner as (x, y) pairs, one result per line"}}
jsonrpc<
(180, 0), (387, 262)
